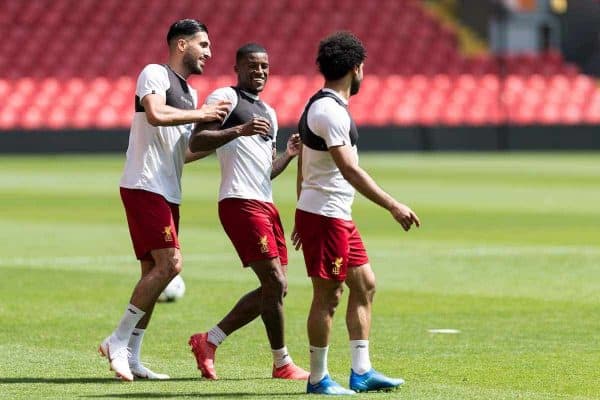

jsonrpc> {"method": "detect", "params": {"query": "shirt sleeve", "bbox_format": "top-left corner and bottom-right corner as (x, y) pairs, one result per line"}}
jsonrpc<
(204, 87), (237, 120)
(307, 98), (351, 148)
(136, 64), (170, 101)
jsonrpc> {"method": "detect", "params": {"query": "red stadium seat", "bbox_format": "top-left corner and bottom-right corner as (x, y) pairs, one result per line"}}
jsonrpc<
(0, 0), (598, 128)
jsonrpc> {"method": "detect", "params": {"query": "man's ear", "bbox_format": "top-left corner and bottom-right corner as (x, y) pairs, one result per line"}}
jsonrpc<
(177, 38), (187, 53)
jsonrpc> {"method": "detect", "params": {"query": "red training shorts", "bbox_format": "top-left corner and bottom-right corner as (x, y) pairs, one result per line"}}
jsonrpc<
(120, 187), (180, 261)
(218, 198), (288, 267)
(295, 208), (369, 281)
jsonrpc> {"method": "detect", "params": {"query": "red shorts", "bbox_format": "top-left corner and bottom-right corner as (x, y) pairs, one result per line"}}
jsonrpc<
(120, 187), (180, 261)
(295, 209), (369, 281)
(218, 198), (288, 267)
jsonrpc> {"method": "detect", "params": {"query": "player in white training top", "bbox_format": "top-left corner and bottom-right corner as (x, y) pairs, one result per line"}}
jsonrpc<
(187, 43), (309, 381)
(293, 32), (421, 395)
(98, 19), (230, 382)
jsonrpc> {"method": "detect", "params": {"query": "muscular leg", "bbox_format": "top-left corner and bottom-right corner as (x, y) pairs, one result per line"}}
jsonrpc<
(344, 263), (376, 340)
(249, 258), (287, 349)
(101, 248), (181, 381)
(132, 259), (156, 329)
(216, 288), (262, 335)
(130, 248), (183, 321)
(216, 264), (288, 335)
(307, 277), (344, 347)
(344, 264), (404, 391)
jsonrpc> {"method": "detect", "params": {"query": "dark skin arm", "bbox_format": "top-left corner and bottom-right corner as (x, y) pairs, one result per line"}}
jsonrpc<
(189, 116), (272, 152)
(271, 133), (300, 179)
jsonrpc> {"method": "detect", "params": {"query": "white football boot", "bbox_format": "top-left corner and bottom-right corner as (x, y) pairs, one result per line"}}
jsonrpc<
(129, 363), (170, 380)
(98, 336), (134, 381)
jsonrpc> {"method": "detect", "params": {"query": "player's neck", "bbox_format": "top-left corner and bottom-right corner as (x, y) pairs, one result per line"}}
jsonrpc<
(167, 61), (190, 80)
(323, 81), (350, 101)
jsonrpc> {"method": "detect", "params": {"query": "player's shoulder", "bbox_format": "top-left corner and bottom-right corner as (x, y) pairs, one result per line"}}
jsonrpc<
(207, 86), (237, 102)
(137, 64), (169, 85)
(140, 63), (168, 76)
(310, 96), (348, 122)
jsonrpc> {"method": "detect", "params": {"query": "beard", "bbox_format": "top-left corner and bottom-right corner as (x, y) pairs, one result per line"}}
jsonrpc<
(350, 74), (361, 95)
(183, 52), (203, 75)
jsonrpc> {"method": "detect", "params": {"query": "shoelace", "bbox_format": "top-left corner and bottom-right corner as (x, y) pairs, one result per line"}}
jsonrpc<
(111, 346), (131, 360)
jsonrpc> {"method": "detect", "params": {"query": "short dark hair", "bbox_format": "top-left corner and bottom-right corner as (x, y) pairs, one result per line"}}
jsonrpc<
(166, 19), (208, 45)
(316, 31), (366, 80)
(236, 43), (267, 63)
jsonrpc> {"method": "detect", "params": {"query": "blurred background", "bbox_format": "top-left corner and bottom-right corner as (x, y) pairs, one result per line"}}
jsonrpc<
(1, 0), (599, 152)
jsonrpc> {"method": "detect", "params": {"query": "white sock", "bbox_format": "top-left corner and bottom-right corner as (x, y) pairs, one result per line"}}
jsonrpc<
(113, 303), (145, 343)
(128, 328), (145, 366)
(272, 346), (293, 368)
(309, 345), (329, 385)
(207, 325), (227, 347)
(350, 340), (372, 374)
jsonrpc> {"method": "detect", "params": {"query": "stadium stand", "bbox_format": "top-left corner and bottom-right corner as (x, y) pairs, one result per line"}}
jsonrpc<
(1, 0), (599, 129)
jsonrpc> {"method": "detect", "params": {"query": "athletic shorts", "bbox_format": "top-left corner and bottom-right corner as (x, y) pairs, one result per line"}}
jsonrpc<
(120, 187), (180, 261)
(218, 198), (288, 267)
(295, 209), (369, 281)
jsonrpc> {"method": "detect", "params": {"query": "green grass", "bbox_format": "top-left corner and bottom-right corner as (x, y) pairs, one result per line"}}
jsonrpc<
(1, 152), (599, 399)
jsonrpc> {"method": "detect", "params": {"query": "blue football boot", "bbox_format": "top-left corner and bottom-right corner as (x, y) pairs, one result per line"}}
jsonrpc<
(349, 368), (404, 392)
(307, 374), (356, 395)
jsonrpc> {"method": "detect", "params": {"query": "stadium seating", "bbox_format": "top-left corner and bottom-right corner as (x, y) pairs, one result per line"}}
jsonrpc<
(0, 0), (599, 128)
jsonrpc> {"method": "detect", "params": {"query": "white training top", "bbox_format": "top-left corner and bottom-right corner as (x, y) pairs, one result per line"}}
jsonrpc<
(205, 87), (278, 203)
(120, 64), (197, 204)
(297, 89), (358, 220)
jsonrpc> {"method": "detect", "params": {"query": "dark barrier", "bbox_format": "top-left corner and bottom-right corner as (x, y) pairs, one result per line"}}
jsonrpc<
(0, 129), (130, 154)
(0, 126), (599, 153)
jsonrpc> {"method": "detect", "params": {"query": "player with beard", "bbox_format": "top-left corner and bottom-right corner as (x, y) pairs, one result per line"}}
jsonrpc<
(98, 19), (230, 381)
(187, 43), (309, 381)
(293, 32), (421, 394)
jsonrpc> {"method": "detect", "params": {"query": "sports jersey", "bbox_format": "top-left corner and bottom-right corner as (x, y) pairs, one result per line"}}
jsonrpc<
(297, 89), (359, 220)
(120, 64), (198, 204)
(204, 86), (278, 202)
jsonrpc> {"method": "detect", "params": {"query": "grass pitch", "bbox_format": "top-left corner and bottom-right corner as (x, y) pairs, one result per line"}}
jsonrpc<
(0, 152), (599, 399)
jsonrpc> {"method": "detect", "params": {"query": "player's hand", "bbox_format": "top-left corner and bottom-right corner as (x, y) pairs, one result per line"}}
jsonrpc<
(285, 133), (301, 157)
(389, 202), (420, 231)
(240, 116), (271, 137)
(290, 226), (302, 250)
(199, 100), (231, 122)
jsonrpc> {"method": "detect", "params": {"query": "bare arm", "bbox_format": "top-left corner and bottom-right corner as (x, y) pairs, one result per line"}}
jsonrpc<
(329, 145), (420, 231)
(271, 133), (300, 180)
(296, 143), (303, 199)
(189, 116), (272, 152)
(142, 94), (230, 127)
(184, 148), (214, 164)
(291, 144), (303, 250)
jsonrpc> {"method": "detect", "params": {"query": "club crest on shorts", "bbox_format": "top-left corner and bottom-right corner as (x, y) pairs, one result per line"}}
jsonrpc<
(163, 226), (173, 242)
(258, 235), (269, 253)
(331, 257), (343, 275)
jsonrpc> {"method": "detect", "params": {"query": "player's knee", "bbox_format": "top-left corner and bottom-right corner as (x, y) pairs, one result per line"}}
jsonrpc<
(263, 267), (286, 296)
(154, 250), (182, 278)
(364, 277), (376, 299)
(326, 286), (344, 312)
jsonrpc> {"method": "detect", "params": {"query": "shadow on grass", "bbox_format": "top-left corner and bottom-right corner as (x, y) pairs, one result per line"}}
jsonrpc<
(0, 377), (273, 384)
(82, 393), (303, 398)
